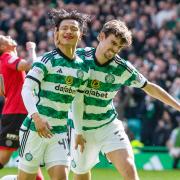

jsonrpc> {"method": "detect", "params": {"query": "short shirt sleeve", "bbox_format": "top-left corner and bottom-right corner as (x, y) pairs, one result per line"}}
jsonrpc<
(3, 52), (21, 70)
(26, 55), (50, 83)
(124, 61), (147, 88)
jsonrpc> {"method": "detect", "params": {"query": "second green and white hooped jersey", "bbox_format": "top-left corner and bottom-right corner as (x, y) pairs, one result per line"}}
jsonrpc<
(23, 48), (89, 133)
(69, 47), (147, 131)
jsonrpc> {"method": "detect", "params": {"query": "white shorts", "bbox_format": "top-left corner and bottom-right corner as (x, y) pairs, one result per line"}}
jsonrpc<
(70, 119), (133, 174)
(18, 125), (70, 174)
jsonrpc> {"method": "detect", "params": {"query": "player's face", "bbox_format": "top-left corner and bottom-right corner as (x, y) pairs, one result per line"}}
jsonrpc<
(0, 35), (17, 52)
(55, 19), (82, 47)
(0, 35), (17, 47)
(98, 33), (124, 60)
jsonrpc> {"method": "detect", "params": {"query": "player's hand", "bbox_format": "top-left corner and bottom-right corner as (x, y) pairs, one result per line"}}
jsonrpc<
(75, 134), (86, 153)
(26, 42), (36, 50)
(32, 113), (53, 138)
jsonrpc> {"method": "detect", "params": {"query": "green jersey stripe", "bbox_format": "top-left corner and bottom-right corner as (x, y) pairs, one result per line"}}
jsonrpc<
(84, 109), (116, 121)
(68, 118), (114, 130)
(40, 114), (67, 126)
(52, 54), (87, 71)
(87, 80), (122, 92)
(84, 96), (111, 107)
(85, 104), (114, 114)
(23, 117), (67, 133)
(39, 90), (74, 103)
(89, 63), (129, 77)
(38, 97), (70, 112)
(32, 62), (48, 75)
(124, 73), (136, 86)
(37, 105), (68, 119)
(82, 119), (114, 130)
(44, 74), (83, 87)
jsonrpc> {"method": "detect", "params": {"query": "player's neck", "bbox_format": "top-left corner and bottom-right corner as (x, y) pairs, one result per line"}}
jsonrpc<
(58, 45), (76, 60)
(4, 46), (16, 54)
(95, 48), (109, 65)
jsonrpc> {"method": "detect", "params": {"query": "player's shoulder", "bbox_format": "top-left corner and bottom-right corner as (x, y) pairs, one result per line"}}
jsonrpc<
(76, 47), (94, 56)
(1, 52), (19, 64)
(39, 50), (56, 64)
(114, 54), (127, 65)
(114, 54), (135, 72)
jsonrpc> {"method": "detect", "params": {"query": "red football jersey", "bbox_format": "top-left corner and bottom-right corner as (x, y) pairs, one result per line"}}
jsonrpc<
(0, 52), (27, 114)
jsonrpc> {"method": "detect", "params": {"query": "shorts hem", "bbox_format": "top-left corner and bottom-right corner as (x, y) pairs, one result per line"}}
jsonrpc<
(18, 166), (38, 174)
(71, 169), (90, 175)
(46, 161), (70, 170)
(71, 161), (99, 175)
(103, 145), (130, 154)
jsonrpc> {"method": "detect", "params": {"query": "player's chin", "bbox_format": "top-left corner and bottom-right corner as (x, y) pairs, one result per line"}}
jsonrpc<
(105, 54), (114, 60)
(62, 40), (76, 46)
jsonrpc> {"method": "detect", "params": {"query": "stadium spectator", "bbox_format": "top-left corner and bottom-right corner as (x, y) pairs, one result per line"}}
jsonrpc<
(152, 110), (172, 146)
(167, 117), (180, 169)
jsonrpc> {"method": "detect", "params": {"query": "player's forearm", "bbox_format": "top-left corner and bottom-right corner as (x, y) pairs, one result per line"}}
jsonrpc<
(72, 92), (84, 134)
(17, 49), (37, 71)
(143, 82), (180, 111)
(18, 42), (37, 71)
(25, 48), (37, 69)
(28, 47), (37, 61)
(21, 78), (39, 116)
(0, 74), (5, 96)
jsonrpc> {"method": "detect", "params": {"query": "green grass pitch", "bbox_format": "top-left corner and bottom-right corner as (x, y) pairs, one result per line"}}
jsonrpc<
(1, 168), (180, 180)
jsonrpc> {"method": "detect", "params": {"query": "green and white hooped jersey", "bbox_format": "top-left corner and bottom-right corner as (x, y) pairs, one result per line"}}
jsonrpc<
(69, 47), (147, 131)
(23, 48), (89, 133)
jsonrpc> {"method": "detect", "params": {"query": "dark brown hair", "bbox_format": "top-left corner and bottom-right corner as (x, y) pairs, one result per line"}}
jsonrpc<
(48, 8), (91, 34)
(100, 20), (132, 47)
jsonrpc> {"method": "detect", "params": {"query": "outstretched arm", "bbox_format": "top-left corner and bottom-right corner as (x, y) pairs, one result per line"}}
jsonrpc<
(142, 81), (180, 111)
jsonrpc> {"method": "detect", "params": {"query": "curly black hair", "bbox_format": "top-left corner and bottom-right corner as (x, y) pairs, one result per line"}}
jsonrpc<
(48, 8), (91, 34)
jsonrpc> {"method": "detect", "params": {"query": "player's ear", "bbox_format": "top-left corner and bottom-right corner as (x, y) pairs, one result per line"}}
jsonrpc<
(97, 32), (105, 42)
(0, 45), (5, 52)
(79, 32), (83, 41)
(54, 27), (59, 47)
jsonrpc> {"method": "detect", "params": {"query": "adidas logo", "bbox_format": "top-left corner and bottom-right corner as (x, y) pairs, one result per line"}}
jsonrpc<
(57, 68), (62, 73)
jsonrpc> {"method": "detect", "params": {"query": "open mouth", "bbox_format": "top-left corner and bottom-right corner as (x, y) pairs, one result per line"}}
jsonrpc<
(63, 36), (74, 40)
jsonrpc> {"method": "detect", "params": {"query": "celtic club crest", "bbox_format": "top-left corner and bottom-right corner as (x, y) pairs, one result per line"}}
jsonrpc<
(105, 74), (115, 83)
(71, 159), (76, 168)
(77, 70), (84, 79)
(25, 152), (33, 161)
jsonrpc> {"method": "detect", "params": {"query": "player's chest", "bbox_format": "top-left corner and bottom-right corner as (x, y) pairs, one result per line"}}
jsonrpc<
(50, 64), (86, 81)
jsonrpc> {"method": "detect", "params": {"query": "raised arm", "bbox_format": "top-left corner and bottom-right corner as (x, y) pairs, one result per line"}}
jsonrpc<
(17, 42), (36, 71)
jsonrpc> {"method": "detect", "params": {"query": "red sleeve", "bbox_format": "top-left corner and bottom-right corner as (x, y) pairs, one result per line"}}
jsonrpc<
(3, 53), (21, 70)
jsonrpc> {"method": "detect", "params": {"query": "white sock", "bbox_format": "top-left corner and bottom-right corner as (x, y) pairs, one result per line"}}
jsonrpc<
(0, 175), (17, 180)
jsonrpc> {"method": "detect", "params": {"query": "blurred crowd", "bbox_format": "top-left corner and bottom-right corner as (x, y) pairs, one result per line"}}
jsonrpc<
(0, 0), (179, 146)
